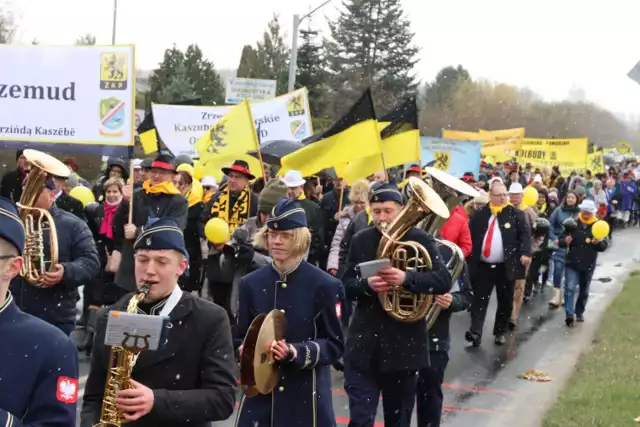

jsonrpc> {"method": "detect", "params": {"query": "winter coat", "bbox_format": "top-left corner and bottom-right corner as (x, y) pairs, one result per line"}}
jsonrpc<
(565, 219), (608, 271)
(320, 188), (350, 258)
(178, 201), (205, 292)
(337, 210), (371, 276)
(327, 205), (358, 271)
(619, 179), (636, 211)
(439, 205), (472, 258)
(298, 198), (326, 266)
(55, 191), (86, 221)
(11, 206), (101, 329)
(548, 205), (579, 244)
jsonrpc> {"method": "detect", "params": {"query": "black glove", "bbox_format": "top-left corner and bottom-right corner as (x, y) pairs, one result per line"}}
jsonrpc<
(235, 243), (255, 266)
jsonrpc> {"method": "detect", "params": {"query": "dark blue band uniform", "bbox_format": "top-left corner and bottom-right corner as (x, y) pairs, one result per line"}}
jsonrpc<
(235, 197), (345, 427)
(369, 182), (403, 205)
(265, 198), (307, 230)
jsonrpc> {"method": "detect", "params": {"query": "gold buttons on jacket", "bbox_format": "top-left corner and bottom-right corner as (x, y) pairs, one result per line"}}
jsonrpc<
(281, 282), (287, 289)
(280, 309), (286, 314)
(278, 386), (284, 392)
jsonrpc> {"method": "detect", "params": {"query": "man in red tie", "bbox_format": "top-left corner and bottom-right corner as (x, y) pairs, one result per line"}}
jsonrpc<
(465, 182), (532, 346)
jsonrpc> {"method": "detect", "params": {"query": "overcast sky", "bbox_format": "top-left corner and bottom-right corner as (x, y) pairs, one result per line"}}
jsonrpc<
(9, 0), (640, 118)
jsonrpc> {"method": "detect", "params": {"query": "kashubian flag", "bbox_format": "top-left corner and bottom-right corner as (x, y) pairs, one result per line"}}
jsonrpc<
(281, 89), (381, 177)
(194, 99), (263, 182)
(337, 97), (420, 184)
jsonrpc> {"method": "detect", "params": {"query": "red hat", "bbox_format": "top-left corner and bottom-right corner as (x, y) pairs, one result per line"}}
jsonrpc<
(480, 160), (487, 167)
(151, 153), (175, 171)
(221, 159), (255, 180)
(405, 164), (421, 176)
(461, 172), (476, 182)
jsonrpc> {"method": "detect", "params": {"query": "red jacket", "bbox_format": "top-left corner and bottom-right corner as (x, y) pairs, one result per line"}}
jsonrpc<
(439, 205), (472, 258)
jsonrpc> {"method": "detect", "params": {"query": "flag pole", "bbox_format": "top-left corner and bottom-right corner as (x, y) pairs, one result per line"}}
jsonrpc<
(251, 104), (267, 182)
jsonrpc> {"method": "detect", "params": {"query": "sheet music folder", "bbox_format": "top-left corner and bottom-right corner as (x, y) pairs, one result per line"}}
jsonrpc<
(104, 311), (168, 351)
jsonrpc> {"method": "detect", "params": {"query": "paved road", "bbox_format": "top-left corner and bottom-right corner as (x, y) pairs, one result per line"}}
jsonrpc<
(71, 230), (639, 426)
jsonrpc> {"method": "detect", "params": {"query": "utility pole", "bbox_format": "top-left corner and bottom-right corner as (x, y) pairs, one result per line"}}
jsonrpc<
(287, 0), (333, 93)
(111, 0), (118, 45)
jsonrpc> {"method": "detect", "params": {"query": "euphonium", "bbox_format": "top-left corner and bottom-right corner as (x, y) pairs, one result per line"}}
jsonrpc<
(376, 177), (450, 323)
(420, 167), (479, 328)
(95, 282), (152, 427)
(17, 149), (71, 286)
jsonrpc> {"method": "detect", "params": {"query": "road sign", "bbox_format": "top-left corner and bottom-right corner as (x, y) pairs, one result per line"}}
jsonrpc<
(225, 78), (277, 104)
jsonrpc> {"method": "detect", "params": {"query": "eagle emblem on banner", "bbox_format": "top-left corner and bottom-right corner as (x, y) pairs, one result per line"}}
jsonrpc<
(207, 123), (228, 155)
(434, 152), (450, 171)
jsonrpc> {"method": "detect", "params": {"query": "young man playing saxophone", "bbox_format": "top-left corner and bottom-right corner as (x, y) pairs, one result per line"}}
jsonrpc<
(0, 196), (79, 427)
(342, 182), (451, 427)
(81, 217), (237, 427)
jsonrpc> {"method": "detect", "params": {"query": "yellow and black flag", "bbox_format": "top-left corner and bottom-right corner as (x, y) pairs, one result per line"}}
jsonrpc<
(337, 96), (421, 183)
(281, 88), (381, 177)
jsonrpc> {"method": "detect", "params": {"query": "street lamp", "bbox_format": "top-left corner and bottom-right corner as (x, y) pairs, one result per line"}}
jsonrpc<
(287, 0), (333, 93)
(111, 0), (118, 45)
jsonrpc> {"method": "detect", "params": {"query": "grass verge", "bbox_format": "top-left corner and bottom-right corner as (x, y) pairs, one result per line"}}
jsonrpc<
(543, 274), (640, 427)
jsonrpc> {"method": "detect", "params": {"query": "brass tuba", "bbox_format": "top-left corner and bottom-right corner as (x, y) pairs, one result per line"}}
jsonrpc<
(17, 149), (70, 286)
(95, 283), (152, 427)
(376, 177), (451, 323)
(421, 167), (480, 328)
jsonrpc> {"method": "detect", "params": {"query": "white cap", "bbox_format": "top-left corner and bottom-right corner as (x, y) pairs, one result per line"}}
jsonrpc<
(533, 174), (543, 183)
(488, 176), (504, 186)
(578, 199), (597, 213)
(201, 176), (217, 187)
(509, 183), (524, 194)
(282, 170), (306, 188)
(133, 159), (142, 169)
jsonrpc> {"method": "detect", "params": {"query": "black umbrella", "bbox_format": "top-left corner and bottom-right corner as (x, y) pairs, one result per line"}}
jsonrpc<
(247, 139), (304, 166)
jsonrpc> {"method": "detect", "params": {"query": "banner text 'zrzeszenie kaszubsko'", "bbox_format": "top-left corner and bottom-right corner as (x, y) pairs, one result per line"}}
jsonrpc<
(151, 88), (313, 157)
(0, 44), (135, 156)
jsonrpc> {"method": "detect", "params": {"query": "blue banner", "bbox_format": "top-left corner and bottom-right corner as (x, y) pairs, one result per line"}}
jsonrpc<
(419, 137), (481, 178)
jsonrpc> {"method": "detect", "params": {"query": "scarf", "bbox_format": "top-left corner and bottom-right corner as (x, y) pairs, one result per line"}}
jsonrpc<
(203, 192), (213, 204)
(99, 200), (121, 239)
(537, 202), (547, 215)
(143, 180), (181, 195)
(186, 189), (202, 207)
(489, 202), (511, 217)
(578, 212), (598, 225)
(296, 192), (306, 201)
(211, 186), (251, 232)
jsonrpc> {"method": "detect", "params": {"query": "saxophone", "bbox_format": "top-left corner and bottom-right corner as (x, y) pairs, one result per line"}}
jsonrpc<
(95, 283), (151, 427)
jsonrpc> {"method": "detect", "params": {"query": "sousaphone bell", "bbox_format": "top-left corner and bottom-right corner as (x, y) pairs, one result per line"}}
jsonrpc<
(240, 309), (287, 397)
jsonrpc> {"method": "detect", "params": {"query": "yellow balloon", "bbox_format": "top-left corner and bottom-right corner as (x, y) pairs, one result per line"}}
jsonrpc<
(523, 186), (538, 207)
(591, 220), (610, 240)
(205, 218), (230, 244)
(193, 161), (206, 180)
(191, 179), (204, 202)
(69, 186), (95, 207)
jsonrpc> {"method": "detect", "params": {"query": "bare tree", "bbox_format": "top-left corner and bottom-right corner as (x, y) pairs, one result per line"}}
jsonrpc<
(75, 33), (96, 45)
(0, 4), (15, 44)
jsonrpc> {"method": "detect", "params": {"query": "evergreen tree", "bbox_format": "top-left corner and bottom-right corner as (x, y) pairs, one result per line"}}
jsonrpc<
(325, 0), (419, 115)
(157, 63), (197, 103)
(295, 26), (329, 118)
(422, 65), (471, 108)
(236, 15), (290, 95)
(148, 44), (224, 105)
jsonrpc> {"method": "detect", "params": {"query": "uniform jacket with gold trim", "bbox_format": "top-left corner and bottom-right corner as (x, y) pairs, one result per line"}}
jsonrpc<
(235, 260), (344, 427)
(0, 293), (79, 427)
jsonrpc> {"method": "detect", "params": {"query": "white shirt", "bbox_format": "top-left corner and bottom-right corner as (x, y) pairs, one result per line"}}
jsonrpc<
(481, 215), (505, 263)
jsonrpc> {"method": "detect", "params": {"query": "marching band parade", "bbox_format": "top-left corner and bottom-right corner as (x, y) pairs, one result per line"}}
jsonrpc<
(0, 25), (638, 427)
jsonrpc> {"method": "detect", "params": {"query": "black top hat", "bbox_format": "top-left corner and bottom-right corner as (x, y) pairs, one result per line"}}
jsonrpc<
(151, 153), (175, 172)
(221, 160), (255, 180)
